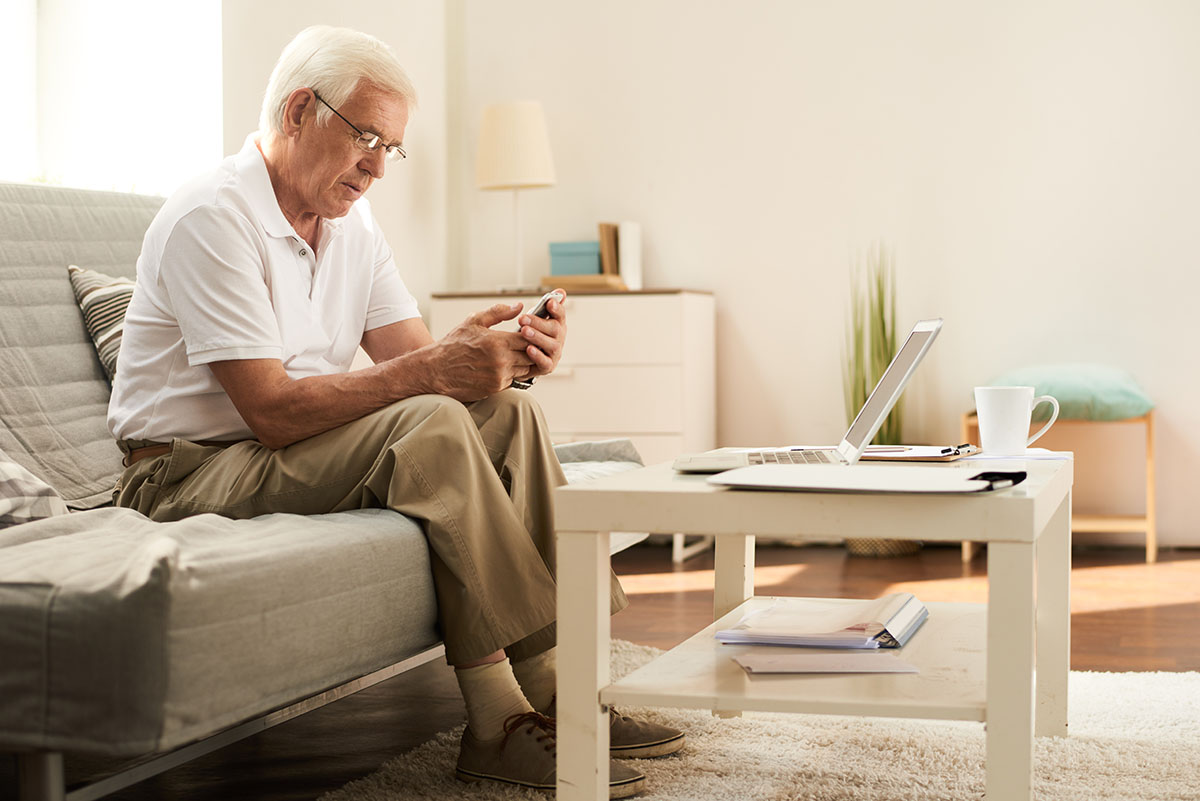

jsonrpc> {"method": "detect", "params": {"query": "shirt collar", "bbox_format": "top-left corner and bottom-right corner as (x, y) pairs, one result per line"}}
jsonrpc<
(232, 134), (348, 242)
(235, 134), (349, 242)
(235, 134), (297, 240)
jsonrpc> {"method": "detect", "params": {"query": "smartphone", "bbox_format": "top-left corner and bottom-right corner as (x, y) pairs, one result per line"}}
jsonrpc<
(525, 289), (564, 321)
(510, 290), (563, 390)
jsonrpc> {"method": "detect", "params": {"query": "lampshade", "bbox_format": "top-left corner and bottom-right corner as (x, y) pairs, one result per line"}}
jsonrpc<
(475, 101), (556, 190)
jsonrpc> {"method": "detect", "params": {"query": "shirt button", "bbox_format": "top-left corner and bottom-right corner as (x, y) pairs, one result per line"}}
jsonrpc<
(299, 248), (308, 256)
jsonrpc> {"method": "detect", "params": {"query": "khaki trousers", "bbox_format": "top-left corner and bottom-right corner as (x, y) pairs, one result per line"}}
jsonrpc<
(114, 391), (628, 664)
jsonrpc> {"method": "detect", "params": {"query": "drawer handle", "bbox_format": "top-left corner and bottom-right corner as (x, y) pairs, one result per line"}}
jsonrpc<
(543, 367), (575, 379)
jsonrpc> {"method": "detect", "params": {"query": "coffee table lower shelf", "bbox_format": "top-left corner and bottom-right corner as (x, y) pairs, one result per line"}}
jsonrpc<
(603, 597), (988, 722)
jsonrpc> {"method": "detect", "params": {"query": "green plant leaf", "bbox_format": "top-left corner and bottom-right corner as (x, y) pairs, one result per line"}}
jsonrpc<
(842, 241), (902, 445)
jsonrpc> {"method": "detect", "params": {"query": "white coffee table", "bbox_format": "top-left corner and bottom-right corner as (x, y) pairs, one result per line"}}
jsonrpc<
(553, 458), (1073, 801)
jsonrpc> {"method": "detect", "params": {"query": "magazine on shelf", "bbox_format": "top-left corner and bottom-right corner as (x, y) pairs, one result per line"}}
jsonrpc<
(715, 592), (928, 649)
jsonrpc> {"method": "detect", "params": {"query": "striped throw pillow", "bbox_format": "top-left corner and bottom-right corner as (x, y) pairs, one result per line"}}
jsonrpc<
(67, 265), (135, 383)
(1, 447), (69, 527)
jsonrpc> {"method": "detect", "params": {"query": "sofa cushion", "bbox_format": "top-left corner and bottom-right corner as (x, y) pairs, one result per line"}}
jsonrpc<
(989, 363), (1155, 422)
(0, 182), (163, 508)
(0, 440), (643, 757)
(0, 505), (438, 755)
(0, 445), (70, 527)
(556, 438), (644, 483)
(67, 264), (134, 383)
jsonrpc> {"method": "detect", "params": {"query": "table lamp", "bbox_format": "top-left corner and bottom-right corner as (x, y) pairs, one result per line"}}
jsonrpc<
(476, 101), (556, 290)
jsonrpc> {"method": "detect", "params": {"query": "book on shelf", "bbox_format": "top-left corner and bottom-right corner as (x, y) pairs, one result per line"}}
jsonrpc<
(715, 592), (928, 649)
(598, 222), (619, 276)
(539, 273), (628, 291)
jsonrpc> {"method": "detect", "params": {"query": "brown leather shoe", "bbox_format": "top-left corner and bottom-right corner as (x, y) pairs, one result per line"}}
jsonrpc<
(455, 711), (646, 797)
(544, 699), (686, 759)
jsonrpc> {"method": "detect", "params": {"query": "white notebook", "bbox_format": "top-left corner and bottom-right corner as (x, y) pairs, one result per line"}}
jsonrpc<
(715, 593), (928, 649)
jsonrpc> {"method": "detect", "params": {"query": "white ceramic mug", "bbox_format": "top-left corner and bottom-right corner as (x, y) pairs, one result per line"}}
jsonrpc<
(974, 386), (1060, 456)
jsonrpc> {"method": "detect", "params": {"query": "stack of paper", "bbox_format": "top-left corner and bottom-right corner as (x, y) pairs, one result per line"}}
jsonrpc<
(733, 652), (919, 674)
(715, 593), (928, 649)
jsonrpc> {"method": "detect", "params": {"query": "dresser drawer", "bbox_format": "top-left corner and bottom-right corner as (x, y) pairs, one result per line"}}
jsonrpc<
(429, 293), (685, 366)
(554, 295), (683, 365)
(532, 365), (683, 434)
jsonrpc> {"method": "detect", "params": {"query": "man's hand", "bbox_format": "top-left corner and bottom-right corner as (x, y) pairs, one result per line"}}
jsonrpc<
(204, 296), (568, 450)
(206, 302), (532, 449)
(512, 289), (568, 384)
(429, 302), (538, 401)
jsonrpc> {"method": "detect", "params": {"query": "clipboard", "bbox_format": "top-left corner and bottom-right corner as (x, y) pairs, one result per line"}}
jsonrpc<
(708, 464), (1026, 494)
(860, 444), (981, 463)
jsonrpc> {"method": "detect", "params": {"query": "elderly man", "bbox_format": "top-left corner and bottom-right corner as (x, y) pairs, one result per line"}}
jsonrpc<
(107, 25), (681, 798)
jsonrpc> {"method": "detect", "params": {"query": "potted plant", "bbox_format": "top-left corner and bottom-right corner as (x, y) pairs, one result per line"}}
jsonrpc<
(842, 242), (921, 557)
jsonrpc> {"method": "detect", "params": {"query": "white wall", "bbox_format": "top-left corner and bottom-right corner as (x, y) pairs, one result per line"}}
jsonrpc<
(454, 0), (1200, 546)
(0, 0), (38, 182)
(221, 0), (449, 312)
(36, 0), (222, 194)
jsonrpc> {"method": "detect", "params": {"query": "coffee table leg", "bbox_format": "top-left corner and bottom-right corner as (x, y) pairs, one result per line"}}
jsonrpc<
(1036, 491), (1071, 737)
(986, 541), (1036, 800)
(712, 533), (754, 718)
(557, 530), (611, 801)
(714, 533), (755, 618)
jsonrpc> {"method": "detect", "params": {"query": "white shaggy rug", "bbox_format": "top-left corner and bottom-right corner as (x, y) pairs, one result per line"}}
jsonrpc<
(320, 641), (1200, 801)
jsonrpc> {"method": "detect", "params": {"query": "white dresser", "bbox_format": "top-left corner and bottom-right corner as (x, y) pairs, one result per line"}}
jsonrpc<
(429, 290), (715, 466)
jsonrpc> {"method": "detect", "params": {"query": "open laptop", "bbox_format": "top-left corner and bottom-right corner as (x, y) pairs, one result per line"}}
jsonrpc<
(672, 318), (943, 473)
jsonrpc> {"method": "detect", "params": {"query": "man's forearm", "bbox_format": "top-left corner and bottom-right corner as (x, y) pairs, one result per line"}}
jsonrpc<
(209, 301), (553, 449)
(210, 348), (444, 450)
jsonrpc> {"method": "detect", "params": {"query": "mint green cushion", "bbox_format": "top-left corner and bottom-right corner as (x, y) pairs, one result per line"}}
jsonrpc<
(989, 364), (1154, 422)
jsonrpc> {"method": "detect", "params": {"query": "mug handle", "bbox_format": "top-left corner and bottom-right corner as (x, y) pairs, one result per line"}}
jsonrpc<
(1026, 395), (1060, 446)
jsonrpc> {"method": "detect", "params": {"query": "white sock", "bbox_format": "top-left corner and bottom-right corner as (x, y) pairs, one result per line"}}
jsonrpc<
(511, 647), (557, 714)
(454, 659), (533, 740)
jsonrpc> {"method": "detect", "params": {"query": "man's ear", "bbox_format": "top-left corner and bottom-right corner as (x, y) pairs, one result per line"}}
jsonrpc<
(281, 88), (315, 137)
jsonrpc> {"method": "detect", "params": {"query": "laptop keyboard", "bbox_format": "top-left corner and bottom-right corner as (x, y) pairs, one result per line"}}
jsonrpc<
(747, 450), (833, 465)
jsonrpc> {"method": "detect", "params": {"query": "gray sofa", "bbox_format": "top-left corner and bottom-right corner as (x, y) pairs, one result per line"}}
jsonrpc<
(0, 181), (643, 800)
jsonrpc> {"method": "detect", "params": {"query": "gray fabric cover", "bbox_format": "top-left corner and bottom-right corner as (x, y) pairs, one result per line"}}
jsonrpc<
(553, 438), (643, 467)
(0, 444), (70, 526)
(0, 506), (437, 755)
(0, 439), (643, 757)
(0, 182), (163, 508)
(557, 439), (644, 484)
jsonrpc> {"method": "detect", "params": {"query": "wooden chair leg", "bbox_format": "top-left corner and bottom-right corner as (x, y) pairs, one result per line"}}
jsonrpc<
(960, 412), (981, 564)
(1145, 411), (1157, 564)
(962, 541), (981, 563)
(17, 752), (65, 801)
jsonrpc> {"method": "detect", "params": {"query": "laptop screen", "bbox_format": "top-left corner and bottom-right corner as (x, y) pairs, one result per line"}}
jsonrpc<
(840, 321), (942, 460)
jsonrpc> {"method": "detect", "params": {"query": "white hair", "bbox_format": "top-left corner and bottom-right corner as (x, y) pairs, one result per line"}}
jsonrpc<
(259, 25), (418, 135)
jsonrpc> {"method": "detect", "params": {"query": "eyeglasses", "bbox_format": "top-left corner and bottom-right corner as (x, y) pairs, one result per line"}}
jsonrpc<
(311, 90), (406, 162)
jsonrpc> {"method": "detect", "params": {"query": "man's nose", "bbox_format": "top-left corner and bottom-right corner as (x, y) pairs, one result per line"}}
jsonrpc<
(360, 148), (386, 179)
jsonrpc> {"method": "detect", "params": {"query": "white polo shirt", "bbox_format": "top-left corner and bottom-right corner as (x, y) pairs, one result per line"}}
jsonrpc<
(108, 135), (421, 442)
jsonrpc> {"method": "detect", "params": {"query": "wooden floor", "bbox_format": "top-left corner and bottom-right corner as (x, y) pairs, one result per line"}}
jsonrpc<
(9, 542), (1200, 800)
(612, 540), (1200, 671)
